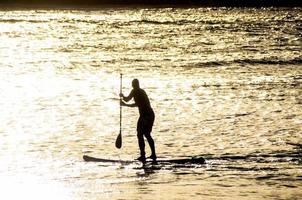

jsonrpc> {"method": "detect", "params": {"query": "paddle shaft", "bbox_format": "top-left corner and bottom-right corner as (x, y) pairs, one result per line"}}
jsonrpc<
(120, 74), (122, 134)
(115, 74), (123, 149)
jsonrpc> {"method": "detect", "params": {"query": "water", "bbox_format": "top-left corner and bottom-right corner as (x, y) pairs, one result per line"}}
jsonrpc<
(0, 7), (301, 200)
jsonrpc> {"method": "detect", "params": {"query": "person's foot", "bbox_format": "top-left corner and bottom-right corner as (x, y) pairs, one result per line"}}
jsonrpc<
(136, 156), (146, 163)
(147, 154), (157, 161)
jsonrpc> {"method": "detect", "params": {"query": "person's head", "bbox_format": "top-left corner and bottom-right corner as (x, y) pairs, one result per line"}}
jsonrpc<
(132, 79), (140, 89)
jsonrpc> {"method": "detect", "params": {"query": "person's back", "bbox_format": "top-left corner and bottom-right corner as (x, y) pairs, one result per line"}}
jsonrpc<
(131, 88), (153, 116)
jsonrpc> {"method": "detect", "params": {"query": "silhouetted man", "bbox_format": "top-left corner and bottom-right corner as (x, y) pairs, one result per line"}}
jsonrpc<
(120, 79), (156, 163)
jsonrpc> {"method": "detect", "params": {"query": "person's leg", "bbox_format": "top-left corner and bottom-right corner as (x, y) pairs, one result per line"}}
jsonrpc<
(145, 111), (156, 160)
(137, 117), (146, 161)
(137, 131), (146, 159)
(144, 132), (156, 160)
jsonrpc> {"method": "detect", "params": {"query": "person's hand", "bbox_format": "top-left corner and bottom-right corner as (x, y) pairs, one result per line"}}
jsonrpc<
(120, 100), (125, 106)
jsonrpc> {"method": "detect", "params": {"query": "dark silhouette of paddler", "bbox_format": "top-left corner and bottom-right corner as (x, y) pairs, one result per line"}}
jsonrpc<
(120, 79), (156, 163)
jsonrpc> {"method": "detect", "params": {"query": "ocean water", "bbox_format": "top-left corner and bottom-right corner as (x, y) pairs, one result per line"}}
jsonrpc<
(0, 7), (301, 200)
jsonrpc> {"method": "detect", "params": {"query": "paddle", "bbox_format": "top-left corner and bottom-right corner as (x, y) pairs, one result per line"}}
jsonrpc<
(115, 74), (122, 149)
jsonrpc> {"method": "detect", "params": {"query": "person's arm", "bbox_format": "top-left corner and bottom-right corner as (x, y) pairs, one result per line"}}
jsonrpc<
(120, 100), (137, 107)
(120, 90), (137, 107)
(120, 90), (134, 102)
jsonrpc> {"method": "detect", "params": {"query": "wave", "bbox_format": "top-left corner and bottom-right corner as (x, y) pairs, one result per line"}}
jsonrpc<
(205, 149), (302, 164)
(0, 19), (49, 23)
(139, 19), (205, 25)
(108, 57), (302, 68)
(235, 57), (302, 65)
(184, 57), (302, 68)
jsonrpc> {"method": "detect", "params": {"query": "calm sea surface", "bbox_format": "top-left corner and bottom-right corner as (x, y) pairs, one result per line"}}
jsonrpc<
(0, 7), (301, 200)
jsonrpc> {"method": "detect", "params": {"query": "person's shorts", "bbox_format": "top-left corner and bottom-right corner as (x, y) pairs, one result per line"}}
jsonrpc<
(137, 112), (155, 134)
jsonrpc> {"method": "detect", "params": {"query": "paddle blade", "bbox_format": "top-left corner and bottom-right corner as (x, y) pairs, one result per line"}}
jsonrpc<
(115, 132), (122, 149)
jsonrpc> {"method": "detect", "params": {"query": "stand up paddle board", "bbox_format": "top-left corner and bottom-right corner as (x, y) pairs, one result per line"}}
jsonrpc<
(83, 155), (205, 164)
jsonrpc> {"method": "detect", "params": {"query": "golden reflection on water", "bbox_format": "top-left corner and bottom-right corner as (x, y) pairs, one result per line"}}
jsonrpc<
(1, 174), (74, 200)
(0, 7), (301, 200)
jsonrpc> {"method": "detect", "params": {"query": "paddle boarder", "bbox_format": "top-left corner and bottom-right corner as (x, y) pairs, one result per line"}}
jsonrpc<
(120, 79), (157, 163)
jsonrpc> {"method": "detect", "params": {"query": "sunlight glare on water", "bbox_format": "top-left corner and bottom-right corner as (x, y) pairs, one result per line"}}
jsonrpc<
(0, 7), (301, 200)
(1, 175), (75, 200)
